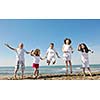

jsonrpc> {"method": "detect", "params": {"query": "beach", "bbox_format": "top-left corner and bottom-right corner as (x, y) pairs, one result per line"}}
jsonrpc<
(0, 65), (100, 80)
(0, 72), (100, 80)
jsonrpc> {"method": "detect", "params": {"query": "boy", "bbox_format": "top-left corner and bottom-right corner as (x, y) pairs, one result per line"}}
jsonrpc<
(45, 43), (60, 65)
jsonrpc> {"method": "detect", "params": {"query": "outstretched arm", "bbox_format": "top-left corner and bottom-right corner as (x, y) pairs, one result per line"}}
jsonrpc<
(44, 52), (48, 59)
(56, 52), (61, 58)
(4, 43), (16, 51)
(40, 57), (45, 60)
(89, 49), (94, 53)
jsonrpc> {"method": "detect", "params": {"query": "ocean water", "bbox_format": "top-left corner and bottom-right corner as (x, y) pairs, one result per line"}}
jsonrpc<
(0, 64), (100, 76)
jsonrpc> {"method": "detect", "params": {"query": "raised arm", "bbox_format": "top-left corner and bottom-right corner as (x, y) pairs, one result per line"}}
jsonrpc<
(4, 43), (16, 51)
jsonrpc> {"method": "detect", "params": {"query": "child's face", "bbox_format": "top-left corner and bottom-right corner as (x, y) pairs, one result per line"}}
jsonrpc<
(38, 51), (40, 55)
(19, 43), (24, 49)
(66, 40), (70, 45)
(78, 45), (81, 50)
(81, 44), (85, 49)
(50, 44), (54, 49)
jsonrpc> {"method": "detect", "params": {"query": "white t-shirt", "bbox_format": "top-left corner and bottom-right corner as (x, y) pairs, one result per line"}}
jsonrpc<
(63, 44), (72, 54)
(46, 48), (57, 58)
(15, 48), (27, 61)
(33, 56), (40, 64)
(81, 52), (89, 63)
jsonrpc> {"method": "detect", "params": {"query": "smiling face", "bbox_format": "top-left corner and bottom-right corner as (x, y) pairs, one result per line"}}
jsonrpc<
(66, 40), (70, 45)
(18, 43), (24, 49)
(81, 44), (85, 49)
(50, 43), (54, 49)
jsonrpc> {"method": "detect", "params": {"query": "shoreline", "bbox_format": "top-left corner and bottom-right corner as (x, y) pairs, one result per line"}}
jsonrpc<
(0, 72), (100, 80)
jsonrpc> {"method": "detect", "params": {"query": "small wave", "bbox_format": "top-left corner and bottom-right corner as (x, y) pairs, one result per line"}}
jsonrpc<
(61, 68), (66, 71)
(76, 67), (81, 70)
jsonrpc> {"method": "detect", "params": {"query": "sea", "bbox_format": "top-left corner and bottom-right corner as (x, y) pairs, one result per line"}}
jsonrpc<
(0, 64), (100, 76)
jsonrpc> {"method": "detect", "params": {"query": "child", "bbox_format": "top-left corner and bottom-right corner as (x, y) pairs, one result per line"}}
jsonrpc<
(78, 43), (93, 76)
(62, 38), (73, 74)
(30, 49), (44, 78)
(45, 43), (60, 65)
(5, 43), (30, 79)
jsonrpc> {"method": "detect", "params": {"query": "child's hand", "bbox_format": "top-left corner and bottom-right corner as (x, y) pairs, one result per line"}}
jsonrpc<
(64, 51), (67, 53)
(72, 51), (74, 53)
(91, 51), (94, 53)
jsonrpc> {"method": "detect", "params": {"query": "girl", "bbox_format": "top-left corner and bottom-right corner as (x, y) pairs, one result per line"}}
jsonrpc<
(45, 43), (60, 65)
(78, 43), (93, 76)
(5, 43), (30, 79)
(62, 38), (73, 74)
(30, 49), (44, 78)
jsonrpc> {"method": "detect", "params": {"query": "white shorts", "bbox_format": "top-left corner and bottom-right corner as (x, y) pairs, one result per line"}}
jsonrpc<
(63, 53), (71, 61)
(15, 60), (25, 70)
(82, 60), (90, 68)
(47, 56), (56, 62)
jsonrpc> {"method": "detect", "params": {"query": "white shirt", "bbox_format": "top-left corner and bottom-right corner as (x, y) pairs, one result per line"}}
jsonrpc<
(33, 56), (40, 64)
(16, 48), (26, 61)
(46, 48), (57, 57)
(63, 44), (72, 54)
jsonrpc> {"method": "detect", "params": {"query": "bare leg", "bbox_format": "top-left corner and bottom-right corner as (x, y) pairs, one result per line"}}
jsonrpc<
(14, 65), (19, 79)
(65, 61), (68, 74)
(21, 68), (24, 79)
(36, 69), (39, 78)
(83, 68), (86, 76)
(87, 67), (92, 76)
(69, 60), (72, 74)
(34, 69), (36, 76)
(53, 60), (56, 65)
(47, 60), (50, 65)
(21, 62), (25, 79)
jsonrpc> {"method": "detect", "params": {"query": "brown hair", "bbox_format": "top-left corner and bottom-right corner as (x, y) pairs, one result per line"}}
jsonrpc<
(34, 49), (40, 56)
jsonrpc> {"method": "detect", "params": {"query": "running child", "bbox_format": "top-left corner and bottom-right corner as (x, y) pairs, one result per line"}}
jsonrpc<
(45, 43), (60, 65)
(30, 49), (44, 78)
(62, 38), (73, 74)
(78, 43), (93, 76)
(5, 43), (30, 79)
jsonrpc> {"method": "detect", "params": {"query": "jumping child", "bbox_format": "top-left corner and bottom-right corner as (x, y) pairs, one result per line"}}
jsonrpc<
(78, 43), (93, 76)
(30, 49), (44, 78)
(45, 43), (60, 65)
(5, 43), (30, 79)
(62, 38), (73, 74)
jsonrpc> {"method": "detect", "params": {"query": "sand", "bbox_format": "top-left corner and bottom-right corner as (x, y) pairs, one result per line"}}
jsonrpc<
(1, 72), (100, 80)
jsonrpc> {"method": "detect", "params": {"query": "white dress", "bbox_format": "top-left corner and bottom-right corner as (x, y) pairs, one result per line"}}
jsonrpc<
(46, 48), (57, 62)
(81, 52), (90, 68)
(63, 44), (72, 61)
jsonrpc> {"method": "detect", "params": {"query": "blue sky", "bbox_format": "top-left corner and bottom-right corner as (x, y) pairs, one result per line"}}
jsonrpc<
(0, 19), (100, 66)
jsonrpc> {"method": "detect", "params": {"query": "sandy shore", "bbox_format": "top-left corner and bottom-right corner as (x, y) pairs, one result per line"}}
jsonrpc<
(1, 72), (100, 80)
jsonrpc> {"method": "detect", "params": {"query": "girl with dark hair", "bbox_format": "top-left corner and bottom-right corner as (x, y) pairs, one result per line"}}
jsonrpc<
(78, 43), (93, 76)
(62, 38), (73, 74)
